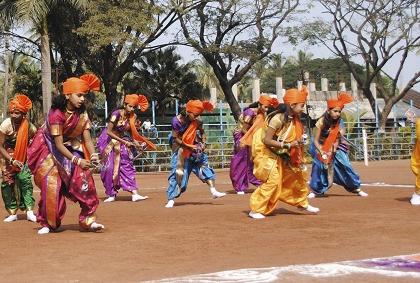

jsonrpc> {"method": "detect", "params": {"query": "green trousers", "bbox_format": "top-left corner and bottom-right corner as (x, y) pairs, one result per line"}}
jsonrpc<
(1, 165), (35, 215)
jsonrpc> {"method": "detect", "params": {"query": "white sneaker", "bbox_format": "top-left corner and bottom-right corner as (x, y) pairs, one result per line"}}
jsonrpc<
(237, 191), (245, 195)
(212, 191), (226, 199)
(300, 204), (320, 214)
(165, 200), (175, 208)
(248, 211), (265, 219)
(410, 193), (420, 205)
(104, 196), (115, 203)
(3, 214), (17, 223)
(38, 227), (50, 235)
(26, 211), (37, 222)
(307, 192), (316, 199)
(132, 194), (148, 202)
(90, 222), (104, 231)
(358, 190), (368, 197)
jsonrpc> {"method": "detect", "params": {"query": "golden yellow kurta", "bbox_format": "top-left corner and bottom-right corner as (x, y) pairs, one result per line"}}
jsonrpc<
(249, 114), (309, 215)
(411, 118), (420, 194)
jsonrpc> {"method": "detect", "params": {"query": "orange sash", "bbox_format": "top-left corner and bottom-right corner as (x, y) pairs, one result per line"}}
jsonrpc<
(11, 119), (29, 171)
(318, 123), (340, 164)
(181, 120), (199, 158)
(129, 114), (157, 150)
(239, 112), (265, 146)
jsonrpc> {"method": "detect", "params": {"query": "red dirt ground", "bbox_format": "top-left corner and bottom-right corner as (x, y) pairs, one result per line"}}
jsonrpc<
(1, 159), (419, 282)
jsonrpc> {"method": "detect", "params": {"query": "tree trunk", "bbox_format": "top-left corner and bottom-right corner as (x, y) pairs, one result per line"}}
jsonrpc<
(380, 100), (394, 130)
(104, 80), (119, 116)
(40, 22), (52, 115)
(3, 35), (9, 120)
(220, 81), (241, 121)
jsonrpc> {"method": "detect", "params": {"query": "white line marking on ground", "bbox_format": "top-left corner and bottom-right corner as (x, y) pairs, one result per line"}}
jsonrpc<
(361, 183), (414, 188)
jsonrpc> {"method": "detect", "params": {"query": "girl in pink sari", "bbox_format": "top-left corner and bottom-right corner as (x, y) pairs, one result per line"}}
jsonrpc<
(28, 74), (105, 235)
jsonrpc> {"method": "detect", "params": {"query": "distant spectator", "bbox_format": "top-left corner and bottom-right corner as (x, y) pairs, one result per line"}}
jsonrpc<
(141, 118), (152, 132)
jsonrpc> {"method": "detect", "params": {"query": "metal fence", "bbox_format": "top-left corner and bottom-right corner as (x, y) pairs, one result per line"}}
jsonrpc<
(91, 120), (416, 172)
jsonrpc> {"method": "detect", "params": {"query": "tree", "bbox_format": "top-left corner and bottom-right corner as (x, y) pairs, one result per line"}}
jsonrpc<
(286, 50), (313, 80)
(294, 0), (420, 129)
(122, 47), (207, 114)
(177, 0), (300, 120)
(0, 0), (89, 114)
(13, 57), (43, 124)
(49, 0), (195, 114)
(190, 57), (223, 99)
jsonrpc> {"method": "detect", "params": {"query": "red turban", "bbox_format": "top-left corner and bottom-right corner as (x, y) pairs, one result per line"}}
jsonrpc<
(63, 74), (101, 95)
(259, 95), (279, 107)
(186, 100), (214, 115)
(327, 92), (353, 109)
(8, 94), (32, 114)
(283, 87), (308, 105)
(124, 94), (149, 112)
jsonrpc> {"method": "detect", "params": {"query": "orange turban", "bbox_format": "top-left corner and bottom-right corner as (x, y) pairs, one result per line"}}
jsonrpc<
(137, 95), (149, 112)
(259, 95), (279, 107)
(283, 87), (308, 105)
(327, 92), (353, 109)
(125, 94), (139, 106)
(124, 94), (149, 112)
(62, 73), (101, 95)
(8, 94), (32, 114)
(186, 100), (214, 115)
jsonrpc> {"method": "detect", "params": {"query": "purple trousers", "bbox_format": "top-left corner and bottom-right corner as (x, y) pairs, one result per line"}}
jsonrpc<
(230, 131), (261, 192)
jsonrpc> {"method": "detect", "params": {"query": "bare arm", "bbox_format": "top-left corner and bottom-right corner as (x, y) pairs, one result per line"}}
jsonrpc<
(83, 129), (96, 156)
(0, 132), (12, 162)
(313, 127), (323, 153)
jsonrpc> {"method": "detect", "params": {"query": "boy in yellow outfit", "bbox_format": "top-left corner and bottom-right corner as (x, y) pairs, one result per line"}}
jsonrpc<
(410, 118), (420, 205)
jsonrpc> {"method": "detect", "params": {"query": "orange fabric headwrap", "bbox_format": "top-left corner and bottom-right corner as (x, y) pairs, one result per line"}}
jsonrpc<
(8, 94), (32, 114)
(124, 94), (139, 106)
(62, 73), (101, 95)
(124, 94), (149, 112)
(327, 92), (353, 109)
(259, 95), (279, 107)
(186, 100), (214, 116)
(283, 87), (308, 105)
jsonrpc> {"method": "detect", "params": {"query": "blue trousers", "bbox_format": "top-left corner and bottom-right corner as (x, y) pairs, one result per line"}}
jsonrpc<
(309, 142), (361, 195)
(166, 150), (216, 200)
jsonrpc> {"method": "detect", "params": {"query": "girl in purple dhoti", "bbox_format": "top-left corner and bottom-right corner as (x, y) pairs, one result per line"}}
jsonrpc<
(230, 95), (279, 194)
(98, 94), (156, 203)
(28, 74), (104, 235)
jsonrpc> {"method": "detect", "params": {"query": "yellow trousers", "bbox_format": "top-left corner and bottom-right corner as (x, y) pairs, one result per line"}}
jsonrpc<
(250, 157), (309, 215)
(412, 119), (420, 195)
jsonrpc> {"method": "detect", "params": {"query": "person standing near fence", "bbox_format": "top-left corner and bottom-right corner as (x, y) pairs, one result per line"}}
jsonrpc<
(98, 94), (156, 203)
(0, 94), (37, 223)
(410, 118), (420, 205)
(27, 74), (105, 234)
(230, 96), (279, 194)
(165, 100), (226, 208)
(248, 87), (320, 219)
(308, 92), (368, 198)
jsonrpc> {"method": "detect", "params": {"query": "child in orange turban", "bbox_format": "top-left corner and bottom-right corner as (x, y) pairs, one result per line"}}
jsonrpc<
(28, 74), (105, 234)
(0, 94), (37, 223)
(230, 95), (278, 195)
(98, 93), (155, 203)
(248, 87), (320, 219)
(309, 91), (367, 198)
(165, 99), (226, 208)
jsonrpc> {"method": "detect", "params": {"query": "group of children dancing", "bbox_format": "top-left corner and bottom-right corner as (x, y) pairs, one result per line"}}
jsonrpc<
(0, 73), (418, 234)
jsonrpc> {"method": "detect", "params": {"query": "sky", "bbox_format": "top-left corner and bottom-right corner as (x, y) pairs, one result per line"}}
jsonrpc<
(173, 2), (420, 92)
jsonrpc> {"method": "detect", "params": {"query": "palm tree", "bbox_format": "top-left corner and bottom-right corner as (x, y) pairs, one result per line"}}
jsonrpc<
(0, 0), (89, 114)
(190, 58), (223, 99)
(286, 50), (314, 81)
